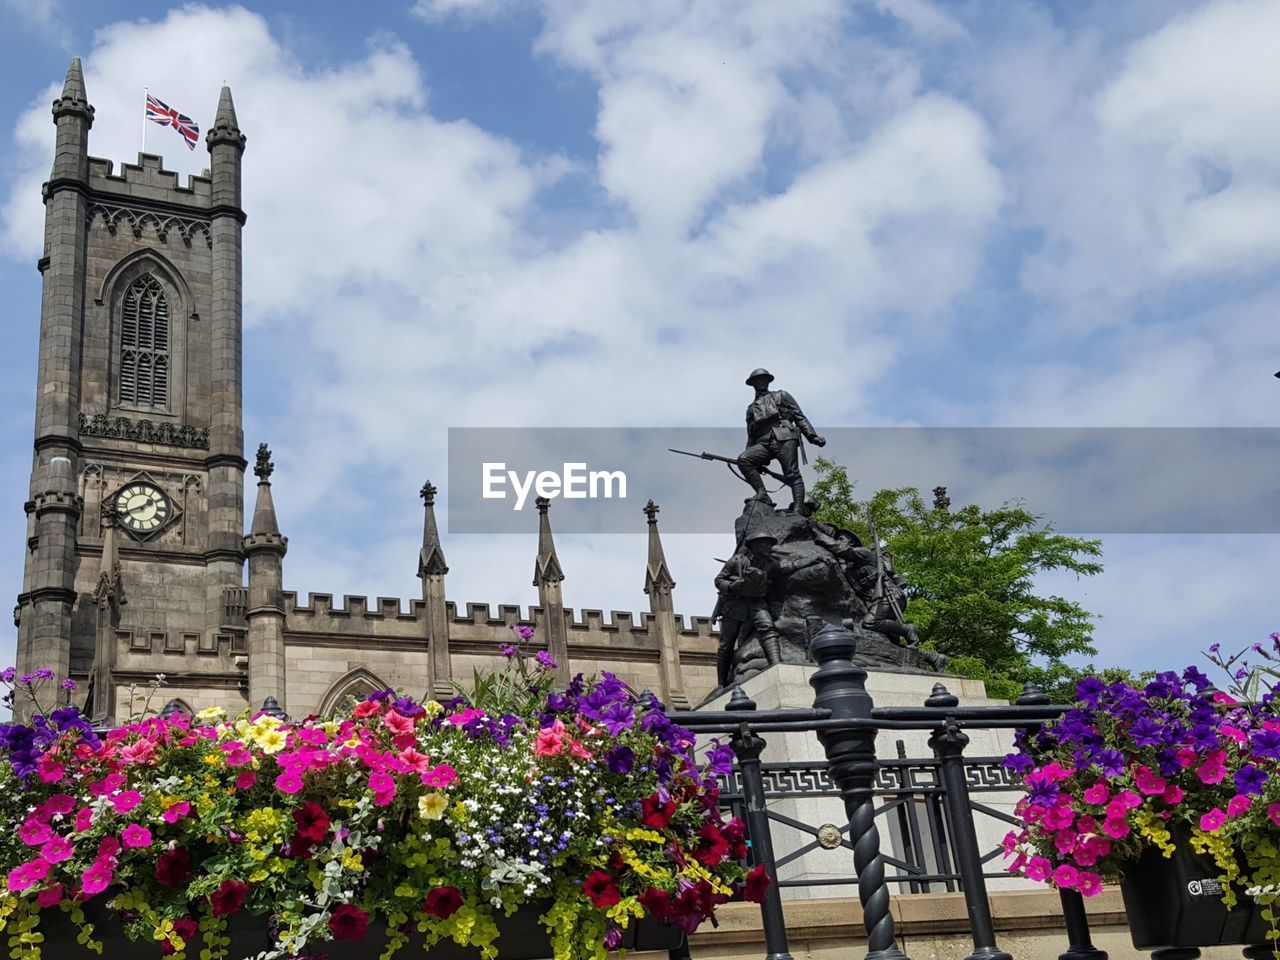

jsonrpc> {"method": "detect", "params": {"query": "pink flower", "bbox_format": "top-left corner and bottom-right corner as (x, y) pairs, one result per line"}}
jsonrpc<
(1200, 808), (1226, 832)
(73, 808), (93, 833)
(422, 764), (457, 788)
(41, 795), (75, 817)
(19, 820), (53, 846)
(6, 865), (35, 893)
(1101, 819), (1130, 839)
(1197, 750), (1228, 785)
(1162, 785), (1184, 804)
(1053, 864), (1079, 889)
(1082, 782), (1110, 805)
(224, 747), (252, 767)
(534, 718), (567, 758)
(1077, 815), (1098, 835)
(275, 771), (304, 794)
(119, 740), (156, 765)
(382, 710), (416, 737)
(1266, 803), (1280, 828)
(36, 884), (63, 908)
(567, 739), (593, 760)
(1114, 790), (1142, 811)
(1134, 766), (1166, 796)
(122, 825), (152, 848)
(40, 836), (73, 864)
(89, 773), (125, 797)
(370, 772), (396, 806)
(162, 802), (191, 824)
(1220, 725), (1247, 743)
(395, 747), (431, 773)
(445, 708), (484, 727)
(36, 756), (65, 783)
(1077, 872), (1103, 896)
(97, 837), (120, 860)
(1054, 830), (1078, 854)
(235, 771), (256, 790)
(80, 859), (113, 897)
(1024, 856), (1052, 882)
(1228, 795), (1253, 817)
(110, 791), (143, 814)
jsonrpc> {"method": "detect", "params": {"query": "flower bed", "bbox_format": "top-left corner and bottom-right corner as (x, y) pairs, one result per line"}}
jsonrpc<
(0, 637), (766, 960)
(1003, 634), (1280, 949)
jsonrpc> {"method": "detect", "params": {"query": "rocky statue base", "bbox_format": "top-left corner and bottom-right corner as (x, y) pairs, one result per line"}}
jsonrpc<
(714, 498), (944, 693)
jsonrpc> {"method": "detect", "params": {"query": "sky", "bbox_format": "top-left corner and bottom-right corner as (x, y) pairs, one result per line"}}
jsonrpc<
(0, 0), (1277, 684)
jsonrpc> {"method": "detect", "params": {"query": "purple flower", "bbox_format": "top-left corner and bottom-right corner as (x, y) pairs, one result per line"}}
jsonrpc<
(514, 624), (535, 641)
(546, 692), (571, 713)
(1251, 729), (1280, 760)
(500, 644), (519, 659)
(536, 651), (558, 670)
(1235, 764), (1268, 796)
(1075, 677), (1106, 705)
(1003, 753), (1035, 773)
(1181, 667), (1210, 692)
(60, 679), (77, 692)
(605, 745), (634, 774)
(1128, 716), (1168, 748)
(0, 667), (15, 683)
(704, 740), (735, 776)
(1095, 749), (1125, 778)
(597, 701), (635, 736)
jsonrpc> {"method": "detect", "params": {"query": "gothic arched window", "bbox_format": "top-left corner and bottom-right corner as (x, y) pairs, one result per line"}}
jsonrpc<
(119, 274), (170, 408)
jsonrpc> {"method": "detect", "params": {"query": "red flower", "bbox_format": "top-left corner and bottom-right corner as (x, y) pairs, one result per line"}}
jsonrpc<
(423, 886), (464, 918)
(691, 823), (729, 866)
(352, 700), (383, 719)
(161, 917), (199, 956)
(640, 795), (677, 829)
(743, 865), (772, 903)
(210, 878), (249, 917)
(293, 801), (331, 843)
(638, 886), (673, 919)
(583, 870), (621, 908)
(154, 848), (191, 888)
(722, 819), (748, 861)
(328, 904), (370, 941)
(287, 835), (315, 859)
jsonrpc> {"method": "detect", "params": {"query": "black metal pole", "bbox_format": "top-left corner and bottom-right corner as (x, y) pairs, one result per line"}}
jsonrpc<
(926, 683), (1012, 960)
(808, 622), (910, 960)
(1013, 683), (1108, 960)
(727, 687), (794, 960)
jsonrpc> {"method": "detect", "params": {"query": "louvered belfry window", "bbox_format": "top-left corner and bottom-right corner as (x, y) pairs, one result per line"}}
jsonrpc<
(119, 274), (170, 408)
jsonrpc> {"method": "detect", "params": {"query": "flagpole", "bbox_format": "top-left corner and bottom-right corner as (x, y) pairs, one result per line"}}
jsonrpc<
(141, 87), (147, 155)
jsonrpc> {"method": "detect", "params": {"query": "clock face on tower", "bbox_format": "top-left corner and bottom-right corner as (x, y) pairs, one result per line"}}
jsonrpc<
(113, 482), (172, 537)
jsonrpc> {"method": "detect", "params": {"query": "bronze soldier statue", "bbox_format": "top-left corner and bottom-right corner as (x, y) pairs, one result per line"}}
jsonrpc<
(737, 369), (826, 511)
(712, 531), (827, 688)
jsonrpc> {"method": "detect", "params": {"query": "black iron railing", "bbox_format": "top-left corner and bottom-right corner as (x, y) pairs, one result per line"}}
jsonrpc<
(669, 621), (1106, 960)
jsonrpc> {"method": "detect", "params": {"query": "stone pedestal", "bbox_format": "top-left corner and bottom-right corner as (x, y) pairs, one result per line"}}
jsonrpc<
(704, 664), (1032, 899)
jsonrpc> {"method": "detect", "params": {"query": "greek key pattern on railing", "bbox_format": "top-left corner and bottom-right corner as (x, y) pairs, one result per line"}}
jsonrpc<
(719, 758), (1014, 801)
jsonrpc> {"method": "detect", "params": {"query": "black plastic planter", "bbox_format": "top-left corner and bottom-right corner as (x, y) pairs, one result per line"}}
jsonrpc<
(35, 899), (684, 960)
(1120, 839), (1268, 953)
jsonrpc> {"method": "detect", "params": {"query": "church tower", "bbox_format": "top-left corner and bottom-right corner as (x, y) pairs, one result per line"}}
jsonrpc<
(14, 61), (251, 720)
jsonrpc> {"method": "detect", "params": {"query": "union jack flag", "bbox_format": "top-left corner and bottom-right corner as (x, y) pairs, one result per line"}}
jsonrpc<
(145, 94), (199, 150)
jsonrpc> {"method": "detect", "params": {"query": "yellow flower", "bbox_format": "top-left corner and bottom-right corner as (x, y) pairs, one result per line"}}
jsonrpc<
(196, 706), (225, 722)
(419, 793), (448, 820)
(204, 752), (223, 767)
(422, 700), (443, 716)
(256, 728), (288, 755)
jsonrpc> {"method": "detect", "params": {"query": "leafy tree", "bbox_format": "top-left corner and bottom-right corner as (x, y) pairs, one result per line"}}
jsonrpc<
(809, 458), (1115, 701)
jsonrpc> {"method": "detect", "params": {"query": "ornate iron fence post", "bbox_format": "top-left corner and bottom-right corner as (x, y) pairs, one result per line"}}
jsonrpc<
(1014, 683), (1108, 960)
(727, 687), (794, 960)
(925, 683), (1013, 960)
(808, 621), (911, 960)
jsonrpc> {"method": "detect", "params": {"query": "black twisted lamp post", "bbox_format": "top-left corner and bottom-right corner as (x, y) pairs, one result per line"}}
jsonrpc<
(808, 620), (910, 960)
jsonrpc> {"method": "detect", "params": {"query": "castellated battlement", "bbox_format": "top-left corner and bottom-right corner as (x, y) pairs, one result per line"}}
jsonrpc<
(280, 592), (718, 643)
(87, 154), (213, 209)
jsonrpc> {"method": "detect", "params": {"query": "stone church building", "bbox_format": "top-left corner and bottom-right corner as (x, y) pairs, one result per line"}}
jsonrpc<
(14, 61), (718, 722)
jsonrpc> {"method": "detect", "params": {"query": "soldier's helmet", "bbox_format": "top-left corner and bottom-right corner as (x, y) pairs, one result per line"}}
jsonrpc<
(745, 368), (774, 386)
(744, 531), (778, 547)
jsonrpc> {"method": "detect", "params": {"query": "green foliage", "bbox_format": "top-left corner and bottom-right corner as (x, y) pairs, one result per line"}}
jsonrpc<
(810, 458), (1127, 701)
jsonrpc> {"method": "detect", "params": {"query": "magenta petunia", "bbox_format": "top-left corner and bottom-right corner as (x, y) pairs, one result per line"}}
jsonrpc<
(162, 802), (191, 824)
(40, 836), (73, 863)
(122, 825), (152, 848)
(110, 791), (143, 814)
(1200, 808), (1227, 832)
